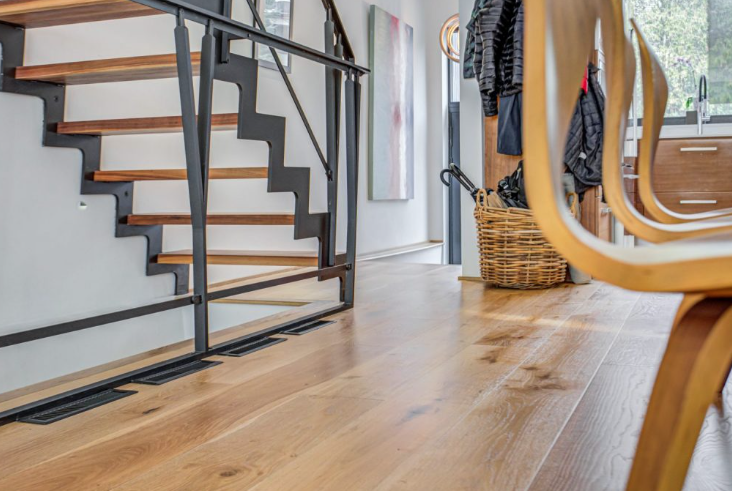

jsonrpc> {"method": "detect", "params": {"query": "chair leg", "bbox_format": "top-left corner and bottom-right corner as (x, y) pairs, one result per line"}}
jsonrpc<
(626, 296), (732, 491)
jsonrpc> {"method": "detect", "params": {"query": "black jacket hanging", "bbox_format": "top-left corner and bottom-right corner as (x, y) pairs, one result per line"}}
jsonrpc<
(471, 0), (524, 117)
(564, 64), (605, 196)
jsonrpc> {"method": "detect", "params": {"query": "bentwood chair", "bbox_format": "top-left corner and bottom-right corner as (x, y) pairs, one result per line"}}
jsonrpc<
(523, 0), (732, 490)
(633, 20), (732, 224)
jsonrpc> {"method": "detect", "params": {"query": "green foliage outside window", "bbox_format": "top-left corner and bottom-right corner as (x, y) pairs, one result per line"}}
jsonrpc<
(629, 0), (732, 117)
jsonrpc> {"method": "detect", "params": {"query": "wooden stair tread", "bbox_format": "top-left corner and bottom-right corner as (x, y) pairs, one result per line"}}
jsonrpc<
(158, 250), (322, 267)
(0, 0), (161, 28)
(127, 213), (295, 226)
(15, 52), (200, 85)
(93, 167), (268, 182)
(57, 113), (238, 136)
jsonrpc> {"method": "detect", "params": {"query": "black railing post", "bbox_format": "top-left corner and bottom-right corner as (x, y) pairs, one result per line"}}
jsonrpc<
(219, 0), (232, 64)
(324, 11), (342, 268)
(342, 72), (361, 306)
(174, 12), (210, 352)
(198, 21), (216, 204)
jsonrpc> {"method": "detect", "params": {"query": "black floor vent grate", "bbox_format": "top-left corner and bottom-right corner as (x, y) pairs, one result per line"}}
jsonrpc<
(282, 319), (335, 336)
(18, 389), (136, 425)
(132, 359), (222, 386)
(221, 336), (286, 357)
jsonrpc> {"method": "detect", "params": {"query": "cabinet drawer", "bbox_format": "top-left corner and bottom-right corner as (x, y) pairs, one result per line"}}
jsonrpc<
(655, 192), (732, 213)
(652, 139), (732, 193)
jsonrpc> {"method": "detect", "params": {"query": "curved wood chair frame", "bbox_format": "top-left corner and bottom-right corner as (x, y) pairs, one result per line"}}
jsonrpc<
(523, 1), (732, 488)
(523, 0), (732, 294)
(585, 8), (732, 243)
(632, 19), (732, 224)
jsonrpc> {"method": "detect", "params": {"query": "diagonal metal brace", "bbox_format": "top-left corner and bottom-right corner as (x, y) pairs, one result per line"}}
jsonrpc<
(244, 0), (330, 179)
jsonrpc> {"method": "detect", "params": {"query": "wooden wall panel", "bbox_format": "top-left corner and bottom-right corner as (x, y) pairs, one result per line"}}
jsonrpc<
(483, 117), (610, 241)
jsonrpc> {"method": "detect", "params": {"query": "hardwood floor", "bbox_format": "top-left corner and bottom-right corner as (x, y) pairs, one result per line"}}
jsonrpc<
(0, 262), (730, 490)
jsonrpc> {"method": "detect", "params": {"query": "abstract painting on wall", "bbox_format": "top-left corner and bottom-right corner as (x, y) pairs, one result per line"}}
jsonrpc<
(369, 5), (414, 200)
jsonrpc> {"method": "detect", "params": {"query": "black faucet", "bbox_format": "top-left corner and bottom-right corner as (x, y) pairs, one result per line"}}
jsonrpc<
(698, 75), (710, 134)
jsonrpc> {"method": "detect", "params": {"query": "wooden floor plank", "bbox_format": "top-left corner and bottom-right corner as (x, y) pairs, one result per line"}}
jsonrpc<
(2, 264), (706, 491)
(114, 394), (383, 491)
(0, 299), (335, 412)
(531, 290), (732, 491)
(0, 343), (386, 490)
(372, 293), (640, 491)
(528, 364), (657, 491)
(0, 304), (342, 476)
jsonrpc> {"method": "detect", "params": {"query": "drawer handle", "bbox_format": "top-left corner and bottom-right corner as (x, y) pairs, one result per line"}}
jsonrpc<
(679, 147), (718, 152)
(679, 200), (718, 205)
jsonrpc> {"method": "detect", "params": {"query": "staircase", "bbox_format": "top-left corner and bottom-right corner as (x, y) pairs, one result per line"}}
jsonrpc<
(0, 0), (358, 293)
(0, 0), (366, 424)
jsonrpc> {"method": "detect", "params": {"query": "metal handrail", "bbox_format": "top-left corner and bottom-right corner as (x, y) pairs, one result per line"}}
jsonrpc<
(129, 0), (369, 75)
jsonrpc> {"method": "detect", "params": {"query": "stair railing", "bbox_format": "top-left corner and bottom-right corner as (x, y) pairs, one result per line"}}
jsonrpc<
(161, 0), (367, 353)
(0, 0), (367, 425)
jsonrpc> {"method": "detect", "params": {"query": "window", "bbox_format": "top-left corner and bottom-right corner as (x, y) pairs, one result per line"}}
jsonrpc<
(628, 0), (732, 119)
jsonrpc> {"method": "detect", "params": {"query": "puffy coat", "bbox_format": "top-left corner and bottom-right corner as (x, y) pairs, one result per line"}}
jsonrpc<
(564, 64), (605, 196)
(469, 0), (524, 116)
(500, 2), (523, 95)
(464, 0), (491, 80)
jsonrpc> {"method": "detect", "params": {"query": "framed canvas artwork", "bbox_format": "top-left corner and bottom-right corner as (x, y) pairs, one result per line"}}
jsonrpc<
(368, 5), (415, 200)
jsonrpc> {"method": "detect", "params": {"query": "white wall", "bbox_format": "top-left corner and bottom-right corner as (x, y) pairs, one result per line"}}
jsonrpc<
(459, 0), (483, 278)
(0, 0), (454, 394)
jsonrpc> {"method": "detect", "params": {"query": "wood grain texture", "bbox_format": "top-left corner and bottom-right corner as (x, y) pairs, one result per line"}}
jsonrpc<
(115, 394), (383, 491)
(484, 115), (522, 190)
(0, 0), (160, 28)
(531, 294), (732, 491)
(15, 52), (200, 85)
(626, 298), (732, 491)
(93, 167), (268, 182)
(127, 213), (295, 226)
(653, 139), (732, 194)
(58, 113), (238, 136)
(529, 364), (657, 491)
(373, 292), (639, 491)
(655, 192), (732, 214)
(157, 250), (320, 267)
(2, 263), (728, 491)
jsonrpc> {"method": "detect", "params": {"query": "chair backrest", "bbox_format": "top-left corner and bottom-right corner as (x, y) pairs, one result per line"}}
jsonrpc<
(522, 0), (732, 293)
(632, 18), (668, 208)
(569, 1), (732, 242)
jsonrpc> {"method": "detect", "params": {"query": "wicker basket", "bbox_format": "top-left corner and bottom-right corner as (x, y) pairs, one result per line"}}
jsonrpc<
(474, 189), (567, 289)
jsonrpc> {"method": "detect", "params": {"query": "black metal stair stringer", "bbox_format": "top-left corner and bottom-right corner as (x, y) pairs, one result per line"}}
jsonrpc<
(214, 54), (329, 250)
(0, 22), (190, 295)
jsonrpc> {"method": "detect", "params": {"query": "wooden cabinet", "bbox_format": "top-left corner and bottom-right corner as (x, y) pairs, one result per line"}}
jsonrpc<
(636, 137), (732, 217)
(652, 138), (732, 194)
